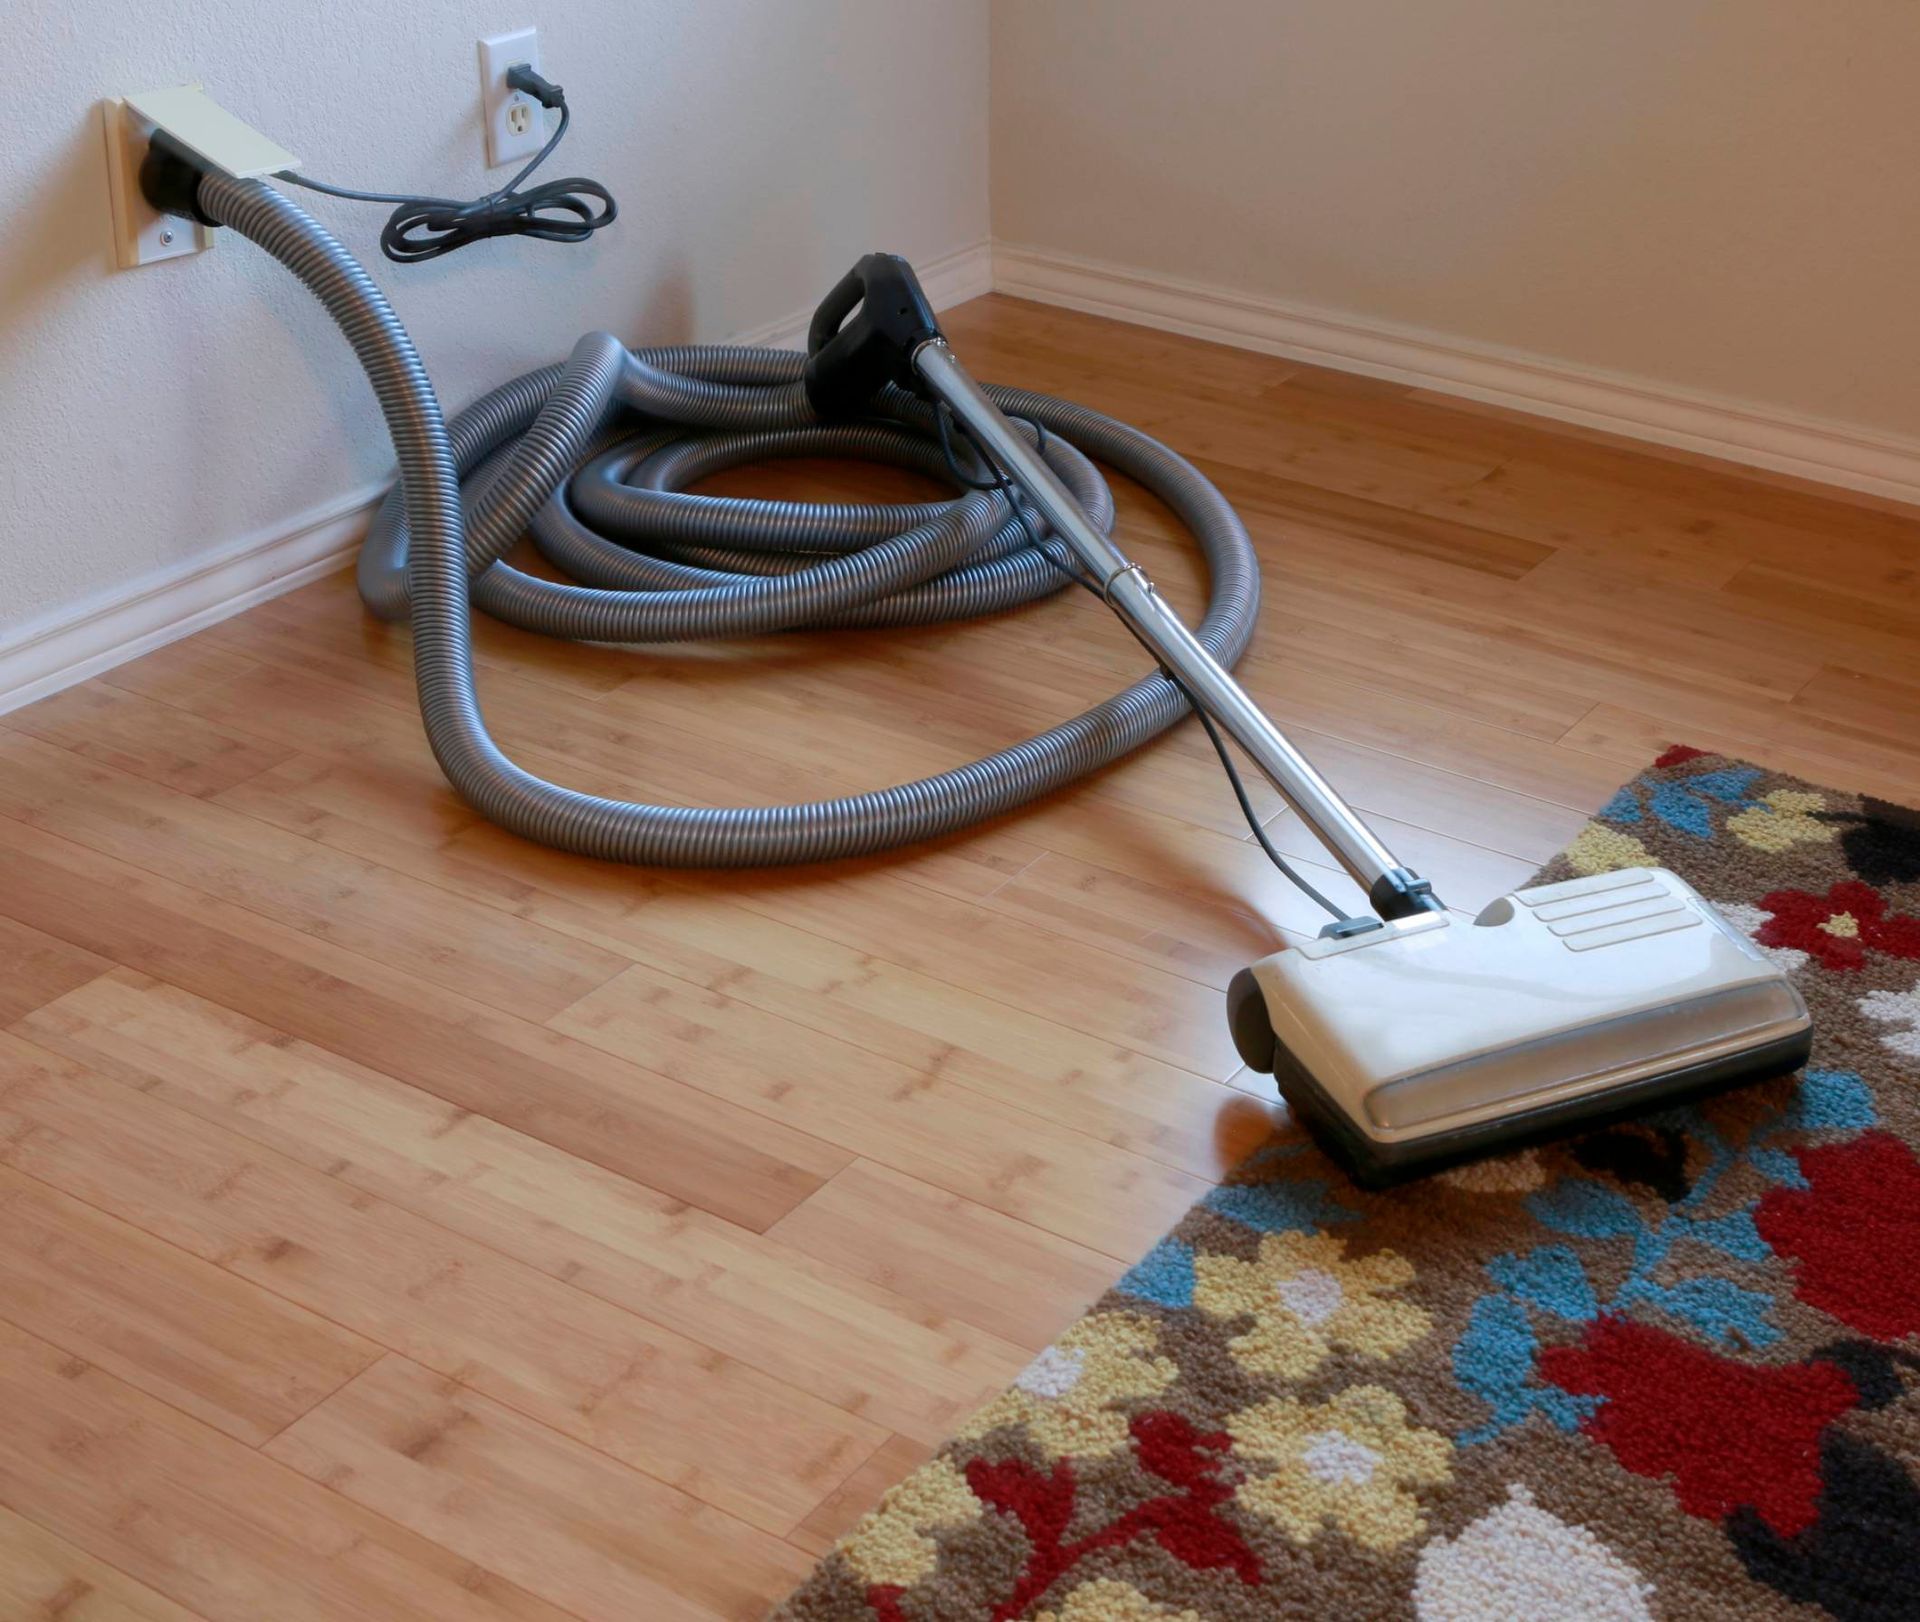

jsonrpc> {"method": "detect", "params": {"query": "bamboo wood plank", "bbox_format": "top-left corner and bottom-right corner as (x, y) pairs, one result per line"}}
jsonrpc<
(1789, 664), (1920, 760)
(550, 960), (1216, 1258)
(0, 916), (112, 1025)
(0, 729), (629, 1025)
(0, 812), (846, 1232)
(1560, 703), (1920, 805)
(5, 682), (297, 799)
(0, 1319), (572, 1621)
(100, 638), (265, 708)
(0, 1503), (208, 1622)
(194, 772), (1271, 1185)
(264, 1354), (814, 1622)
(20, 969), (1031, 1446)
(765, 1160), (1121, 1352)
(0, 1162), (379, 1445)
(0, 1028), (882, 1536)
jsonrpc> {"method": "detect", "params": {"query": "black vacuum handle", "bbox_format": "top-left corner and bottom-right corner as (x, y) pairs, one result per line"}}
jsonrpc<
(803, 252), (944, 418)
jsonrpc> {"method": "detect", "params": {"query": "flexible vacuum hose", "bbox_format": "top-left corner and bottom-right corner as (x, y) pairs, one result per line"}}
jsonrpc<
(198, 173), (1264, 865)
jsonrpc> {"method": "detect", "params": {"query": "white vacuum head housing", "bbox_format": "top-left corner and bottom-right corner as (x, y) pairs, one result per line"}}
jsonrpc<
(1227, 867), (1812, 1186)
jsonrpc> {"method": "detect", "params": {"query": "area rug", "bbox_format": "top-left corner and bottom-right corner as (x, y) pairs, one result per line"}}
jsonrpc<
(773, 748), (1920, 1621)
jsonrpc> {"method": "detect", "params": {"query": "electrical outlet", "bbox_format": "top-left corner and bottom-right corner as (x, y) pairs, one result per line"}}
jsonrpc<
(478, 27), (545, 169)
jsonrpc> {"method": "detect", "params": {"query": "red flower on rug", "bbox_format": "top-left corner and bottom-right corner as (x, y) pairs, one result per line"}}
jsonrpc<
(1756, 1132), (1920, 1340)
(1753, 879), (1920, 971)
(1538, 1316), (1860, 1538)
(962, 1410), (1262, 1620)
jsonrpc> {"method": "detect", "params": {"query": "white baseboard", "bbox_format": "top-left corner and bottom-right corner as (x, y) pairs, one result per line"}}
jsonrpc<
(993, 241), (1920, 508)
(0, 240), (995, 720)
(0, 485), (381, 719)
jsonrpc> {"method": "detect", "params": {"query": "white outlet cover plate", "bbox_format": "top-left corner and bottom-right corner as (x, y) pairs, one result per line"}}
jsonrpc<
(478, 27), (544, 170)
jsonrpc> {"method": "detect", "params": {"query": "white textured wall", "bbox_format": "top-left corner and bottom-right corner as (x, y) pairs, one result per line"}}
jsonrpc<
(2, 1), (987, 635)
(991, 1), (1920, 441)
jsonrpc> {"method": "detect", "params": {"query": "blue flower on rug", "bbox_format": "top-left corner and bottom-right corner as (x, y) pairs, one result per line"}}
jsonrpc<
(1455, 1293), (1598, 1445)
(1601, 765), (1763, 840)
(1203, 1176), (1359, 1234)
(1522, 1175), (1782, 1351)
(1783, 1067), (1877, 1134)
(1487, 1244), (1598, 1322)
(1114, 1237), (1196, 1309)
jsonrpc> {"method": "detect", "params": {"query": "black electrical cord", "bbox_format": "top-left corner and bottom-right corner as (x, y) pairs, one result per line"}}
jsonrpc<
(934, 408), (1358, 926)
(1167, 673), (1355, 924)
(277, 65), (615, 263)
(934, 403), (1087, 576)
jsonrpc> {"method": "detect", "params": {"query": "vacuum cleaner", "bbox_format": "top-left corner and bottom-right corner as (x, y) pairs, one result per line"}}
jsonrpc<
(136, 113), (1812, 1186)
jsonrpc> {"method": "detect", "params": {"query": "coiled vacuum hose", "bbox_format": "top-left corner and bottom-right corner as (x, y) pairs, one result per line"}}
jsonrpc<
(198, 173), (1265, 865)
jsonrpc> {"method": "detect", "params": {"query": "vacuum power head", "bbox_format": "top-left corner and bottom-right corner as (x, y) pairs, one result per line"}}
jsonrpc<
(1228, 867), (1813, 1186)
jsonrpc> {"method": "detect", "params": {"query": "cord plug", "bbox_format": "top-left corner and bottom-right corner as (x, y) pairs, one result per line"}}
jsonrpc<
(505, 63), (565, 109)
(279, 60), (614, 263)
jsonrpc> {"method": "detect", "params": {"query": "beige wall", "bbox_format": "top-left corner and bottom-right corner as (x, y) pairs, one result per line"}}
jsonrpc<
(991, 1), (1920, 440)
(2, 1), (987, 637)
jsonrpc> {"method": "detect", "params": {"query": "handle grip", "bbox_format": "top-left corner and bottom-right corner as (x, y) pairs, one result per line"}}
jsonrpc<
(802, 252), (943, 418)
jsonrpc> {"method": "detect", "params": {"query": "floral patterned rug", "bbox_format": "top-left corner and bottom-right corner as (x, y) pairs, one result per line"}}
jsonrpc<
(773, 748), (1920, 1621)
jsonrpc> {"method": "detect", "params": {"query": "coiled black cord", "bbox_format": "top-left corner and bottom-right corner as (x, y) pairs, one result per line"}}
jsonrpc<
(278, 67), (615, 263)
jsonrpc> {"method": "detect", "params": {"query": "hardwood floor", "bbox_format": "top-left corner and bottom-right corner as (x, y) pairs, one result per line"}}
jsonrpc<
(4, 293), (1920, 1618)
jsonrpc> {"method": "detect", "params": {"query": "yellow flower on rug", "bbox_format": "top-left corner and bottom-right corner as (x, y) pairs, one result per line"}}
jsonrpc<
(1192, 1231), (1429, 1380)
(959, 1312), (1177, 1460)
(841, 1457), (984, 1588)
(1727, 788), (1834, 854)
(1565, 820), (1655, 876)
(1230, 1385), (1452, 1550)
(1036, 1578), (1205, 1621)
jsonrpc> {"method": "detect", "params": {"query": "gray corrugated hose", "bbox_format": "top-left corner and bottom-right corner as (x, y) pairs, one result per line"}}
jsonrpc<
(197, 173), (1263, 866)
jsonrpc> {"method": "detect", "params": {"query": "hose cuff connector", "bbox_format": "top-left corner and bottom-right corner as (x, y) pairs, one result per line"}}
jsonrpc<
(138, 127), (222, 228)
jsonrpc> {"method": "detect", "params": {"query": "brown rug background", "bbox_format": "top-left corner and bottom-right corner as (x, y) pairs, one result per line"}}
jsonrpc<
(774, 749), (1920, 1621)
